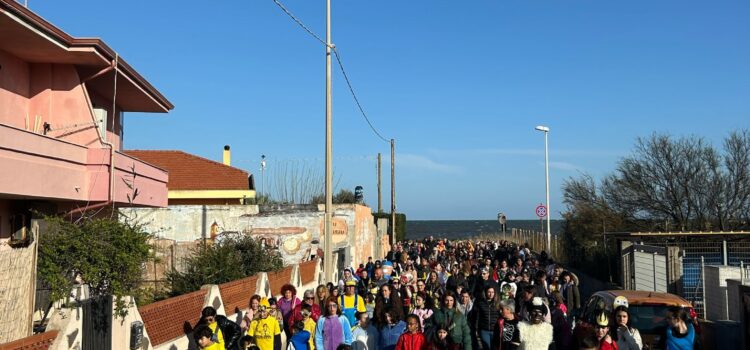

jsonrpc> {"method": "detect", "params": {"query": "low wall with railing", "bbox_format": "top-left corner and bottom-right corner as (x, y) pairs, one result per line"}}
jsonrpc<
(8, 259), (321, 350)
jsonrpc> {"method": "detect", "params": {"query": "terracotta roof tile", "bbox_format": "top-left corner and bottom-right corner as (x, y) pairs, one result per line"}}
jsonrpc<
(0, 331), (58, 350)
(219, 275), (259, 316)
(124, 150), (251, 191)
(139, 289), (208, 346)
(299, 260), (319, 285)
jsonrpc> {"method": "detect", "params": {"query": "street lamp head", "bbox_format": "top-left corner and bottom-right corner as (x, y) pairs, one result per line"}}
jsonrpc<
(535, 126), (550, 132)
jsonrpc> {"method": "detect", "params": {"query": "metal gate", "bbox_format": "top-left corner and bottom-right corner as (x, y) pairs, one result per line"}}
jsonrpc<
(81, 296), (112, 350)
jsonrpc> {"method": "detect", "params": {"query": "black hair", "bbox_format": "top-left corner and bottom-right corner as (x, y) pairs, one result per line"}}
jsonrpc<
(356, 311), (369, 320)
(201, 306), (217, 318)
(337, 344), (353, 350)
(579, 334), (599, 349)
(192, 324), (213, 342)
(405, 314), (421, 331)
(667, 306), (688, 322)
(241, 335), (255, 346)
(268, 297), (277, 305)
(294, 321), (305, 332)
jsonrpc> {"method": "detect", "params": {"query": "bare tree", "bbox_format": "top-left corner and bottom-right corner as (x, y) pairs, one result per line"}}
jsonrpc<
(568, 131), (750, 233)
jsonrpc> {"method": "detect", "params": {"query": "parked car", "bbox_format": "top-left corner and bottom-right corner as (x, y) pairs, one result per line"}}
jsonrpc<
(575, 290), (699, 350)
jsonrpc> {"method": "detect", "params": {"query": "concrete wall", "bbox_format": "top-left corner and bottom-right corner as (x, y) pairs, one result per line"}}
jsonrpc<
(121, 204), (388, 268)
(704, 265), (743, 321)
(726, 279), (750, 322)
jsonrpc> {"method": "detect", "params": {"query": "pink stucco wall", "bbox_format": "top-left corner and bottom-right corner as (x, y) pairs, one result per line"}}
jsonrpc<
(0, 48), (166, 208)
(0, 49), (123, 150)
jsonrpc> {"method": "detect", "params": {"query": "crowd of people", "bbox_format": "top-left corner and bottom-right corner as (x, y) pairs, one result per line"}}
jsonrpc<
(192, 237), (696, 350)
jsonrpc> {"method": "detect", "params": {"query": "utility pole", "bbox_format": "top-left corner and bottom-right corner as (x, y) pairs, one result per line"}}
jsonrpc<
(390, 139), (396, 246)
(323, 0), (334, 284)
(377, 153), (382, 213)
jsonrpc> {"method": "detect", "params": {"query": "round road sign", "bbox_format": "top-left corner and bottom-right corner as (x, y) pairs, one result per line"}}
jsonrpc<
(535, 204), (547, 218)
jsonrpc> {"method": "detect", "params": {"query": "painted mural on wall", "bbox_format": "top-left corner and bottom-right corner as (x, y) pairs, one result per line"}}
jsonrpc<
(121, 204), (388, 267)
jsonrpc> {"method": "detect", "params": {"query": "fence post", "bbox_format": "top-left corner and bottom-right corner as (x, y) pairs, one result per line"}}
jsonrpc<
(701, 256), (707, 319)
(723, 239), (728, 266)
(742, 261), (745, 286)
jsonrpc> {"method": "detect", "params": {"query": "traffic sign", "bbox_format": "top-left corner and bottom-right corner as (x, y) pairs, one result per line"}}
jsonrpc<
(535, 204), (547, 218)
(497, 212), (507, 225)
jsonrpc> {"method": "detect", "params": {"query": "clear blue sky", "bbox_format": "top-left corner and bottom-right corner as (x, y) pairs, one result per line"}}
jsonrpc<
(30, 0), (749, 220)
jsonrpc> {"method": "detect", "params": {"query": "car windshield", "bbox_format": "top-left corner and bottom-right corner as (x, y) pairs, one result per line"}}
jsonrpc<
(628, 305), (672, 334)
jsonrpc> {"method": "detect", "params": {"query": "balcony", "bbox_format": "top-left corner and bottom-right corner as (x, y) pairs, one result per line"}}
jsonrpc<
(0, 123), (167, 207)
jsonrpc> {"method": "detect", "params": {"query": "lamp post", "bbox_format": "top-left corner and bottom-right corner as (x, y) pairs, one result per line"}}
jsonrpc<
(260, 155), (266, 200)
(534, 125), (551, 253)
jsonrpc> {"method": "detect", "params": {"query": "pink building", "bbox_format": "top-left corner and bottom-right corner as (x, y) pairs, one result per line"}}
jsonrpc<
(0, 0), (173, 243)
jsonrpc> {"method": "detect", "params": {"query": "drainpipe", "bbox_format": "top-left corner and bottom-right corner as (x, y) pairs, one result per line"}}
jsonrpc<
(66, 55), (119, 217)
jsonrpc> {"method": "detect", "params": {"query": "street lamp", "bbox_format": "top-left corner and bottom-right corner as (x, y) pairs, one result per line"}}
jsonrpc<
(260, 155), (266, 199)
(534, 125), (551, 253)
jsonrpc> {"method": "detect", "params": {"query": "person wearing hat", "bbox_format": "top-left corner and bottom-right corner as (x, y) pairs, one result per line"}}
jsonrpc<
(499, 271), (517, 301)
(517, 297), (553, 350)
(594, 311), (617, 350)
(340, 279), (367, 327)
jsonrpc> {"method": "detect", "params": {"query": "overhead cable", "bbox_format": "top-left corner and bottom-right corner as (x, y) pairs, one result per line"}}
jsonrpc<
(271, 0), (391, 144)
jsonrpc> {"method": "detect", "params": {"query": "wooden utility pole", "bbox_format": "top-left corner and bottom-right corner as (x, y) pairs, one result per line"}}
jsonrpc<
(390, 139), (396, 246)
(377, 153), (382, 213)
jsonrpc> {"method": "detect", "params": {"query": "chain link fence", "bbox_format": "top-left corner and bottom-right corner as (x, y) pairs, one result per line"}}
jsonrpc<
(609, 232), (750, 319)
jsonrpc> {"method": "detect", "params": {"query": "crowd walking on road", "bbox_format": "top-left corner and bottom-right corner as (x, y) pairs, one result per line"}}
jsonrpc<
(193, 236), (696, 350)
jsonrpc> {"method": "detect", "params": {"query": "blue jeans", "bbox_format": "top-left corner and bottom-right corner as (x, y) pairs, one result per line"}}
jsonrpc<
(480, 330), (493, 350)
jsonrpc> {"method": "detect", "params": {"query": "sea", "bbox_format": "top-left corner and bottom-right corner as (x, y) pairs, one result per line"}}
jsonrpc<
(405, 219), (564, 240)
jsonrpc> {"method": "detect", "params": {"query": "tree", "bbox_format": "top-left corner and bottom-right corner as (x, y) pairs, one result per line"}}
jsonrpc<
(561, 131), (750, 279)
(38, 216), (152, 318)
(311, 189), (357, 204)
(167, 234), (284, 296)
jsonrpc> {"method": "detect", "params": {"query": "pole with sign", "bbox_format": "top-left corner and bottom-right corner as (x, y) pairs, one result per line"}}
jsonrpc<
(497, 212), (507, 236)
(536, 204), (547, 240)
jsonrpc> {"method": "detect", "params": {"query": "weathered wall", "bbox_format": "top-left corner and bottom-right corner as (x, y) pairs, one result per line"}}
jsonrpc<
(0, 239), (36, 343)
(121, 204), (387, 268)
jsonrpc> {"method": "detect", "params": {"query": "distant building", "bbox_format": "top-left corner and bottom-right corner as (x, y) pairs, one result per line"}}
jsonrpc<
(125, 146), (255, 205)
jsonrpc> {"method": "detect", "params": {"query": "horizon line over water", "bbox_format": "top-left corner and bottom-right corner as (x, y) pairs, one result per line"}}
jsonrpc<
(405, 219), (563, 240)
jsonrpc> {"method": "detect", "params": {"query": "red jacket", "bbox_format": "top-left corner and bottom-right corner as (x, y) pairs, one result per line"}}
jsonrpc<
(599, 339), (619, 350)
(289, 303), (321, 326)
(396, 332), (426, 350)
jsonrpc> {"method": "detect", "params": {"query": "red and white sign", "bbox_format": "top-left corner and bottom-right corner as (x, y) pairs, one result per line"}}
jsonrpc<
(535, 204), (547, 218)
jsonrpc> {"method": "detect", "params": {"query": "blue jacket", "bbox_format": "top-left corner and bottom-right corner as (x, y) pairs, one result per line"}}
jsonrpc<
(378, 321), (406, 350)
(290, 330), (311, 350)
(665, 323), (695, 350)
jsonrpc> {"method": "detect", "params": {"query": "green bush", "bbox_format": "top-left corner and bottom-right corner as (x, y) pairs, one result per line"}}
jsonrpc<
(167, 234), (284, 297)
(39, 216), (152, 318)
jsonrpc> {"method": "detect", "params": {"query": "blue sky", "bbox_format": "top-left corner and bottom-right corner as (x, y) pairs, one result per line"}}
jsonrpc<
(29, 0), (749, 220)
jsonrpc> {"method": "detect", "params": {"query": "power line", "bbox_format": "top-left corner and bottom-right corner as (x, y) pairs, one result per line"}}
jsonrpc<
(332, 47), (390, 143)
(272, 0), (328, 47)
(271, 0), (391, 144)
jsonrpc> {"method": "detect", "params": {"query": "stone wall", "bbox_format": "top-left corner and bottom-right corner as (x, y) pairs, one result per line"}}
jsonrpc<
(0, 240), (36, 344)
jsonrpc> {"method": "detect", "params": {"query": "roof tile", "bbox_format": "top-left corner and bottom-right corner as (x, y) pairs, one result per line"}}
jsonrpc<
(139, 289), (208, 346)
(124, 150), (251, 191)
